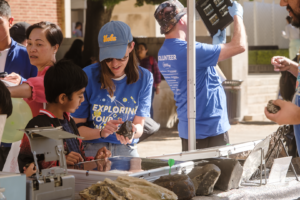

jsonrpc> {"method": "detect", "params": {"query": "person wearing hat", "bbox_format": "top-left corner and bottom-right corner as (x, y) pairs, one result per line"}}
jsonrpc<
(9, 22), (30, 46)
(155, 0), (247, 151)
(72, 21), (153, 157)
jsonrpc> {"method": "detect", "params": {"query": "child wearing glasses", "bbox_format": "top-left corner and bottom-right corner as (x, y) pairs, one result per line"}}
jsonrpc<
(72, 21), (153, 157)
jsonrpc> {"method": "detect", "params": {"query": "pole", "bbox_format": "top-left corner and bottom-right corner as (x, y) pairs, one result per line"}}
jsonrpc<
(187, 0), (196, 151)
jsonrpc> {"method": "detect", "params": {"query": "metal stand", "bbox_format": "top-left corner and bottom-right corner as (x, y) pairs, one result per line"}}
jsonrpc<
(259, 148), (267, 186)
(265, 138), (299, 181)
(246, 148), (267, 186)
(259, 125), (299, 182)
(249, 125), (299, 185)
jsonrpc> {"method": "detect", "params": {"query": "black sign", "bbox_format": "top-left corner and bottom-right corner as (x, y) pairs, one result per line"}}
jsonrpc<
(196, 0), (233, 37)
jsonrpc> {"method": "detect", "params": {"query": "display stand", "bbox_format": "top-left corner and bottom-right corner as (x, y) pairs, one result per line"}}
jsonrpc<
(250, 125), (299, 185)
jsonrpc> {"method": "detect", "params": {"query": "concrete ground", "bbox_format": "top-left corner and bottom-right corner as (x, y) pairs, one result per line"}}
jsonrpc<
(137, 122), (280, 157)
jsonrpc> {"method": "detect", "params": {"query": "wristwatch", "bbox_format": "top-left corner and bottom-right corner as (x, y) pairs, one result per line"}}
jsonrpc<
(99, 129), (105, 139)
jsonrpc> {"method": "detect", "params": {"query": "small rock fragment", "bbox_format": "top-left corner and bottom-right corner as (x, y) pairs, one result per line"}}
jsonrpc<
(116, 121), (133, 139)
(153, 174), (195, 200)
(267, 100), (280, 114)
(196, 158), (243, 191)
(188, 164), (221, 196)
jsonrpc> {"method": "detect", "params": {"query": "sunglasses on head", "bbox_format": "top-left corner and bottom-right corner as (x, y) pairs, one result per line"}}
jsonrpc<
(104, 55), (129, 63)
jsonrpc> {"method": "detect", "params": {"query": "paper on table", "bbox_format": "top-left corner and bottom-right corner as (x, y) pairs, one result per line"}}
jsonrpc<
(1, 80), (17, 87)
(268, 156), (292, 184)
(0, 115), (7, 143)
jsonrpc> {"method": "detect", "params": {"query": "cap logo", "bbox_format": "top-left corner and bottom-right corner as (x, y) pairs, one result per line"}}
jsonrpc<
(103, 34), (117, 42)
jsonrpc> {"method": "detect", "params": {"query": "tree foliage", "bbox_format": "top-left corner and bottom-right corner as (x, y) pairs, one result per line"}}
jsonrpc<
(83, 0), (186, 64)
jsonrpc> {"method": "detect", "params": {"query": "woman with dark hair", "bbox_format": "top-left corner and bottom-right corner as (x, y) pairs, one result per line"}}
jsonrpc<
(137, 42), (161, 118)
(7, 21), (63, 117)
(72, 21), (153, 157)
(64, 39), (84, 68)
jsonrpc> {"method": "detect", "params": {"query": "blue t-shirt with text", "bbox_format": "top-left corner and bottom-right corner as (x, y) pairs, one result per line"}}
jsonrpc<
(158, 38), (230, 139)
(72, 63), (153, 144)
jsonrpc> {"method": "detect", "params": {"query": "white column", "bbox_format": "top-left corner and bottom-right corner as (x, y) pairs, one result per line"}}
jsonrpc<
(187, 0), (196, 151)
(64, 0), (72, 38)
(253, 2), (258, 46)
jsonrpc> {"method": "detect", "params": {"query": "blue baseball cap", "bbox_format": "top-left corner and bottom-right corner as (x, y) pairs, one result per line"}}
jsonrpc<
(98, 21), (133, 62)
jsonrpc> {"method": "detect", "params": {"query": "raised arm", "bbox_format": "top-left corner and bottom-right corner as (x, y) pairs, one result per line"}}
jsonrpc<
(218, 2), (247, 62)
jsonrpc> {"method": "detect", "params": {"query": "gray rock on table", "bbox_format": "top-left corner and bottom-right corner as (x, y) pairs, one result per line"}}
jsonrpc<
(196, 158), (243, 191)
(79, 176), (178, 200)
(188, 164), (221, 196)
(153, 174), (195, 200)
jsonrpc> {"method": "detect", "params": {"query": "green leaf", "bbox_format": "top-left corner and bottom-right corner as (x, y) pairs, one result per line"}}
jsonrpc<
(168, 159), (175, 175)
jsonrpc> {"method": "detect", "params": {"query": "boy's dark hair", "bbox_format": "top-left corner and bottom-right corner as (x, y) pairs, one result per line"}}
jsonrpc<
(10, 22), (30, 44)
(26, 21), (63, 47)
(0, 0), (11, 18)
(0, 81), (12, 118)
(44, 59), (88, 103)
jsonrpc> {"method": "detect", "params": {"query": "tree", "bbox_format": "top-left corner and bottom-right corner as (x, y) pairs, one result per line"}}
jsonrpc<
(83, 0), (186, 64)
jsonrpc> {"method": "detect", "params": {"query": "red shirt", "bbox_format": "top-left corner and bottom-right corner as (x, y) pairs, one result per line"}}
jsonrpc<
(23, 66), (50, 117)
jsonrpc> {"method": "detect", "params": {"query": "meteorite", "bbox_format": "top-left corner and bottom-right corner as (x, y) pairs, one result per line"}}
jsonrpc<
(116, 121), (134, 139)
(266, 100), (281, 114)
(188, 164), (221, 196)
(153, 174), (195, 200)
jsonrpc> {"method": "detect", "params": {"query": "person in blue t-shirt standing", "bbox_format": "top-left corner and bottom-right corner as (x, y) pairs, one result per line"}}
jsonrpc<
(72, 21), (153, 157)
(154, 0), (247, 151)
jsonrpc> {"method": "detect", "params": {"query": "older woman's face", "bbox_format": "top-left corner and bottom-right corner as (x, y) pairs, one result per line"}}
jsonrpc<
(27, 28), (57, 68)
(105, 42), (134, 78)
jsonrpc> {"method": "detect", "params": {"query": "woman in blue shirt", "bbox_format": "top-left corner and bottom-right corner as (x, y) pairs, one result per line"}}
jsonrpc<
(72, 21), (153, 157)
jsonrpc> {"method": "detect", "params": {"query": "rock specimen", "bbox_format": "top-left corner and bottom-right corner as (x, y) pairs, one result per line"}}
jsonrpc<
(266, 100), (280, 114)
(116, 121), (133, 139)
(188, 164), (221, 196)
(196, 158), (243, 191)
(153, 174), (195, 200)
(79, 176), (178, 200)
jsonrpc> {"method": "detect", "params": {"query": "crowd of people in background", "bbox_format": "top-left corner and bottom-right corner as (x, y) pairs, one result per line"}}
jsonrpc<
(2, 0), (298, 178)
(0, 0), (163, 173)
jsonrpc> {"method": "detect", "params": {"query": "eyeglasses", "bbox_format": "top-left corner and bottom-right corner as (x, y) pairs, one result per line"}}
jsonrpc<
(104, 55), (129, 63)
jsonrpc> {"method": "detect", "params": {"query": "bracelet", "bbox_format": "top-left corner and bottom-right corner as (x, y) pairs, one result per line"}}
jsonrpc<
(100, 129), (105, 139)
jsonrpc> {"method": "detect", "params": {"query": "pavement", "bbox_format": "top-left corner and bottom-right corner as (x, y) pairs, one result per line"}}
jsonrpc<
(137, 122), (280, 157)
